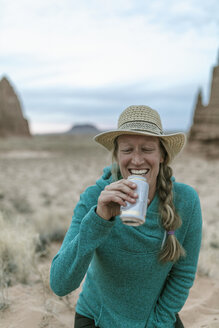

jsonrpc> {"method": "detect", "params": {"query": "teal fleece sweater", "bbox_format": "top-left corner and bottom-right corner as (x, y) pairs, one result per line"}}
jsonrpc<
(50, 166), (202, 328)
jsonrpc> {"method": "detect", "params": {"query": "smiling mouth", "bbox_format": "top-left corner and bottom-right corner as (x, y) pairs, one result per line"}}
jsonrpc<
(129, 169), (149, 175)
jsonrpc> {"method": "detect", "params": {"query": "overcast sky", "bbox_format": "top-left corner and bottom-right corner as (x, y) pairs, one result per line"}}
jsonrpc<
(0, 0), (218, 134)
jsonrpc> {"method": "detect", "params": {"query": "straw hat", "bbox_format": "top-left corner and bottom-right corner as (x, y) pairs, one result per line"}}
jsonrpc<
(94, 105), (186, 162)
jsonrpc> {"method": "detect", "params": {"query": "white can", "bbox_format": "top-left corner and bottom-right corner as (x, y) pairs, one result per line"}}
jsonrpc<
(120, 175), (149, 226)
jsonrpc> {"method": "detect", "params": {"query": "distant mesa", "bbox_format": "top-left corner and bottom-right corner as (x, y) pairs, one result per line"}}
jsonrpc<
(0, 76), (31, 137)
(189, 50), (219, 144)
(67, 123), (101, 135)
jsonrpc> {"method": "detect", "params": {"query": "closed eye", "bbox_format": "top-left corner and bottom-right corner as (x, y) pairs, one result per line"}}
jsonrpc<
(142, 148), (154, 152)
(121, 149), (133, 153)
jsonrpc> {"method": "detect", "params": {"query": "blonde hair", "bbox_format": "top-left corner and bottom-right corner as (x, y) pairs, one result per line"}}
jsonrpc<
(111, 140), (120, 181)
(112, 138), (185, 263)
(157, 141), (185, 262)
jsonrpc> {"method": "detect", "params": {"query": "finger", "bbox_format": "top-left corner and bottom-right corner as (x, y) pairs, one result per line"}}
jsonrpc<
(105, 180), (138, 198)
(100, 190), (137, 206)
(99, 193), (126, 207)
(106, 179), (136, 190)
(108, 191), (137, 204)
(121, 179), (137, 189)
(111, 196), (127, 207)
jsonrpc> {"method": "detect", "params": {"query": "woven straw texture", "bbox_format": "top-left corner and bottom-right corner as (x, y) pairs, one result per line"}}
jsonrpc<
(94, 105), (186, 162)
(118, 105), (163, 131)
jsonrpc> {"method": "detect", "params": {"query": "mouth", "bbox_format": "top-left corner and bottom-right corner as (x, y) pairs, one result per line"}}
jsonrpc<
(129, 169), (149, 176)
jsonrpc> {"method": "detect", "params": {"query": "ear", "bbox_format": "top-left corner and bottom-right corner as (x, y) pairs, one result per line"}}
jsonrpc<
(160, 155), (164, 164)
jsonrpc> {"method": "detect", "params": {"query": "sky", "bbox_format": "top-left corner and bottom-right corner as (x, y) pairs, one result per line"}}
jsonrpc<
(0, 0), (219, 134)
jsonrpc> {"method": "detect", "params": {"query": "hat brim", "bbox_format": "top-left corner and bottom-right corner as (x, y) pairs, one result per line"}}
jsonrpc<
(94, 129), (186, 162)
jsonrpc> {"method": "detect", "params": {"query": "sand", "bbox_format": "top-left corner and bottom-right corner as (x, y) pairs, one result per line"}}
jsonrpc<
(0, 136), (219, 328)
(1, 259), (219, 328)
(180, 276), (219, 328)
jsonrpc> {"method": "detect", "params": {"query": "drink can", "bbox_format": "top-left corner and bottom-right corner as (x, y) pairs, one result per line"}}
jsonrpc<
(120, 175), (149, 226)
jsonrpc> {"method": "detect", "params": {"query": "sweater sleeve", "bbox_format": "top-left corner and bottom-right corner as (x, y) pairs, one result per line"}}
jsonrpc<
(50, 186), (115, 297)
(147, 190), (202, 328)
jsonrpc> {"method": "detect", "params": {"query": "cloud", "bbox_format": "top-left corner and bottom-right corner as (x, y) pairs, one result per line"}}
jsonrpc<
(0, 0), (218, 133)
(1, 0), (218, 89)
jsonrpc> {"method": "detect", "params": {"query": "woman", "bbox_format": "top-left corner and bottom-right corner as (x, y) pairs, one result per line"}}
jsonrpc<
(50, 105), (202, 328)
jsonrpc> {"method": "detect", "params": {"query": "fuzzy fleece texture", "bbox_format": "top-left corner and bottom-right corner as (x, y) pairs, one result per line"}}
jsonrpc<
(50, 166), (202, 328)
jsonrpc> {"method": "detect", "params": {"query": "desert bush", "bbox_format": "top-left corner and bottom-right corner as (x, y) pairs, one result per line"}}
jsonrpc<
(0, 211), (39, 287)
(10, 194), (33, 214)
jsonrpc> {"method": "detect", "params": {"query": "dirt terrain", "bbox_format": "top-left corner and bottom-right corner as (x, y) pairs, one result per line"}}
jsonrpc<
(0, 135), (219, 328)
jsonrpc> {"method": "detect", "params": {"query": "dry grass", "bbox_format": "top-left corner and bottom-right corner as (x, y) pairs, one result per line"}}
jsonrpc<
(0, 135), (109, 310)
(0, 135), (109, 239)
(0, 211), (39, 310)
(172, 148), (219, 279)
(0, 212), (38, 284)
(0, 134), (218, 327)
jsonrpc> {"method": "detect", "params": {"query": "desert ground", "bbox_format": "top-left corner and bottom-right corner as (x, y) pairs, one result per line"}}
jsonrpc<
(0, 135), (219, 328)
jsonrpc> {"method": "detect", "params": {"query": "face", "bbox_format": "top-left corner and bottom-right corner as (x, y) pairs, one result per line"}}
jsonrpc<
(116, 134), (164, 200)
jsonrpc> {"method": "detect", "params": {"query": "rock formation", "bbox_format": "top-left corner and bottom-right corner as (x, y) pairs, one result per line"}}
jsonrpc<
(189, 52), (219, 143)
(0, 76), (31, 137)
(67, 123), (100, 135)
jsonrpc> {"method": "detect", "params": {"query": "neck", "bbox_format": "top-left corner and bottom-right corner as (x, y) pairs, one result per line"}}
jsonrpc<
(148, 185), (156, 204)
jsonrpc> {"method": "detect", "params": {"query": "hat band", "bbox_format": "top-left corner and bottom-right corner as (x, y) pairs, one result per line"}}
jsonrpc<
(119, 121), (164, 135)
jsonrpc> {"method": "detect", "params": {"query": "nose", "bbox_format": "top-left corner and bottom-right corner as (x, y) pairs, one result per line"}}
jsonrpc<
(131, 151), (145, 166)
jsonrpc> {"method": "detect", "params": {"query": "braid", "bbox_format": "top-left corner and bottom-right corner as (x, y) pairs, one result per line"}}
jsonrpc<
(157, 161), (186, 263)
(112, 137), (186, 263)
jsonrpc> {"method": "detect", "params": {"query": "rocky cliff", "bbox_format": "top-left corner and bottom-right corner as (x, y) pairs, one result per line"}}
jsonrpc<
(189, 52), (219, 143)
(0, 76), (31, 137)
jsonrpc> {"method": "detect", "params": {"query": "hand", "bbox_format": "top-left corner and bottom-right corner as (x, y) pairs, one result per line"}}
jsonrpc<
(96, 179), (138, 220)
